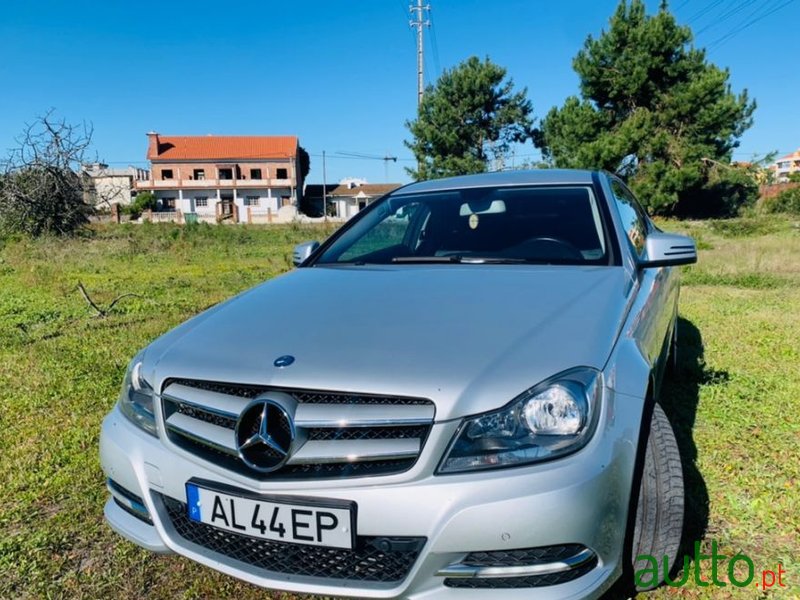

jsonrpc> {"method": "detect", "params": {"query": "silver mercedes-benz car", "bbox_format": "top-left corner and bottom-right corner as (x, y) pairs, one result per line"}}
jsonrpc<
(100, 169), (697, 599)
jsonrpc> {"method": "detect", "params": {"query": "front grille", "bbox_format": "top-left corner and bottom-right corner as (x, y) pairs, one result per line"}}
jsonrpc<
(444, 557), (597, 588)
(291, 390), (432, 406)
(172, 401), (237, 429)
(161, 379), (435, 480)
(160, 494), (425, 583)
(170, 379), (431, 405)
(308, 425), (428, 441)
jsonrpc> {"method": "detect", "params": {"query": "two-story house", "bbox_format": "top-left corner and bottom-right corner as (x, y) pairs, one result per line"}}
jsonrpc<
(135, 133), (302, 223)
(304, 180), (401, 219)
(771, 148), (800, 182)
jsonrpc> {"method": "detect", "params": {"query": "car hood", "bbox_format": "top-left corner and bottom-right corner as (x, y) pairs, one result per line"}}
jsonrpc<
(145, 265), (632, 421)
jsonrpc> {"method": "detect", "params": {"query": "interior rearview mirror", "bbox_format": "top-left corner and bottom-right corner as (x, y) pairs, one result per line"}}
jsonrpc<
(641, 232), (697, 268)
(293, 241), (320, 266)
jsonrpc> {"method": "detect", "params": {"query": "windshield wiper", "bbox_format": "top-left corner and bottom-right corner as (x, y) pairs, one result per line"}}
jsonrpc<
(390, 256), (583, 265)
(391, 256), (463, 263)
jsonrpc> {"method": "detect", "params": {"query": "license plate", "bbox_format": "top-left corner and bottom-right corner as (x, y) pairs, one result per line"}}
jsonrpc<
(185, 482), (355, 549)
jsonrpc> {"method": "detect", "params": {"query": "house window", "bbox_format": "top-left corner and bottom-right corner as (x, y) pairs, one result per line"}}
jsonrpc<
(250, 168), (262, 179)
(161, 197), (176, 210)
(195, 197), (208, 207)
(161, 169), (173, 179)
(219, 168), (233, 180)
(245, 196), (260, 207)
(193, 169), (205, 180)
(276, 168), (288, 179)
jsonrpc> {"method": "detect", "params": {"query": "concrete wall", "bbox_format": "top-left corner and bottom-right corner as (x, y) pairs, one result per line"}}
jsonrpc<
(760, 182), (800, 199)
(92, 175), (134, 207)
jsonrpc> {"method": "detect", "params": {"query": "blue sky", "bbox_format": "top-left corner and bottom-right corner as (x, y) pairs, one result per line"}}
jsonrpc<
(1, 0), (798, 184)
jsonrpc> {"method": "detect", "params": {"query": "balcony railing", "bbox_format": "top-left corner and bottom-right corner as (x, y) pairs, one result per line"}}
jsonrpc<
(135, 178), (294, 190)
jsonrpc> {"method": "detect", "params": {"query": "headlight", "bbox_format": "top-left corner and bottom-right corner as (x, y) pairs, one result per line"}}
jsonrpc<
(437, 368), (602, 474)
(118, 351), (157, 436)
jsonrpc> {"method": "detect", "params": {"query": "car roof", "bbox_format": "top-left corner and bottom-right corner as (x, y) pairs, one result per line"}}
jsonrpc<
(392, 169), (599, 196)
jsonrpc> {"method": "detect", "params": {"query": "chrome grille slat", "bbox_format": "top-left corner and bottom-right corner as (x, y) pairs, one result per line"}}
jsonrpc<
(165, 412), (238, 455)
(287, 438), (421, 465)
(163, 383), (246, 417)
(160, 379), (434, 479)
(294, 403), (435, 427)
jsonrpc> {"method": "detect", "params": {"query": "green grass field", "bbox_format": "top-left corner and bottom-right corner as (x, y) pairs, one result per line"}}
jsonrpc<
(1, 218), (798, 599)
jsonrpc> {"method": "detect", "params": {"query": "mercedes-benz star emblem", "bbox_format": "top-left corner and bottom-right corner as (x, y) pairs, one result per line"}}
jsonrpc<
(235, 399), (295, 472)
(274, 355), (295, 368)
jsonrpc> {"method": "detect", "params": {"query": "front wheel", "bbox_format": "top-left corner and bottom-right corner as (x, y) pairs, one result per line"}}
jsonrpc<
(631, 403), (684, 591)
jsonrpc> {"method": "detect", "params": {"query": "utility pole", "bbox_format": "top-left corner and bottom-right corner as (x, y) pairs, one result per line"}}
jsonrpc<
(409, 0), (430, 108)
(322, 150), (327, 220)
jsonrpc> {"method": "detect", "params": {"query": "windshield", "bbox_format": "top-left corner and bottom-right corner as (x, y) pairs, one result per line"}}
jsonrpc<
(316, 185), (610, 266)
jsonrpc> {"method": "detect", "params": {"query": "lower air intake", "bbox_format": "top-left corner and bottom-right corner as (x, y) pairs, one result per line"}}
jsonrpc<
(158, 494), (425, 584)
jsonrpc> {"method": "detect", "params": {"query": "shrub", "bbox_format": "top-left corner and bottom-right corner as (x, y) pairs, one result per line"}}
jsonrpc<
(762, 187), (800, 215)
(123, 191), (157, 219)
(708, 217), (783, 238)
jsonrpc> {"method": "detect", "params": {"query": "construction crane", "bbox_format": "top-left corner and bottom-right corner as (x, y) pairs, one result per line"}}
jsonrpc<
(333, 151), (398, 182)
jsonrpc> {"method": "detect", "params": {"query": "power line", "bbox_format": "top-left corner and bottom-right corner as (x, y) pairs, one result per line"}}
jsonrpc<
(694, 0), (752, 36)
(707, 0), (796, 50)
(428, 5), (442, 81)
(397, 0), (417, 45)
(310, 152), (416, 163)
(686, 0), (726, 25)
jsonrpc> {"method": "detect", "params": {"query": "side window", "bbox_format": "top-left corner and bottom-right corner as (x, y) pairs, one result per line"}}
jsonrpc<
(610, 179), (649, 257)
(339, 202), (426, 262)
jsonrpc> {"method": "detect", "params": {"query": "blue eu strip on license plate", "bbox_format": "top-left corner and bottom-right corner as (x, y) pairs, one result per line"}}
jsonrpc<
(185, 483), (354, 549)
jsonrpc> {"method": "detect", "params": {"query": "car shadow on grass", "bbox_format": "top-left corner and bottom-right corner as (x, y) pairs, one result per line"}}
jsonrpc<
(602, 316), (716, 599)
(662, 316), (717, 563)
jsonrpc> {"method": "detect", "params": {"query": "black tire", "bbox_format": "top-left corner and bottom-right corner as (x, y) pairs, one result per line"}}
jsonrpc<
(631, 403), (684, 591)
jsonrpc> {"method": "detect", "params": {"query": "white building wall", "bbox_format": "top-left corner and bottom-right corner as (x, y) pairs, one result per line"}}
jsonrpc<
(153, 187), (292, 221)
(93, 175), (134, 206)
(238, 188), (281, 214)
(181, 190), (218, 217)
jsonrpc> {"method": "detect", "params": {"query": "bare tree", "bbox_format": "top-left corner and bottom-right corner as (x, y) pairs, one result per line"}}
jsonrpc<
(0, 110), (95, 236)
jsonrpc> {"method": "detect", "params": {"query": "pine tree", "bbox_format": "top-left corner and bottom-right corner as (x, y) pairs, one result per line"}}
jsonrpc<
(537, 0), (756, 215)
(405, 57), (533, 180)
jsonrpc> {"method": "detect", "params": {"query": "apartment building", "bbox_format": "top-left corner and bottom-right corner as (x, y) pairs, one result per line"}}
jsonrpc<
(135, 133), (302, 222)
(771, 148), (800, 182)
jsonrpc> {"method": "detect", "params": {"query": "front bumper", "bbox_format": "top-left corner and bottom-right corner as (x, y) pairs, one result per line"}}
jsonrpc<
(100, 386), (642, 599)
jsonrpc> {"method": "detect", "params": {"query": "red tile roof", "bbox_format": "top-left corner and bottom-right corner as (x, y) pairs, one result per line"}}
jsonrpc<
(147, 134), (298, 161)
(777, 148), (800, 161)
(304, 183), (402, 198)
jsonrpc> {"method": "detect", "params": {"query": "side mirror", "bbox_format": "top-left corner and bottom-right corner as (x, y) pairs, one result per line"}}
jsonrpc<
(292, 241), (320, 266)
(641, 232), (697, 268)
